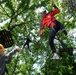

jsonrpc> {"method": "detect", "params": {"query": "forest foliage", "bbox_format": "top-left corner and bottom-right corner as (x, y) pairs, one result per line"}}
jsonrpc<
(0, 0), (76, 75)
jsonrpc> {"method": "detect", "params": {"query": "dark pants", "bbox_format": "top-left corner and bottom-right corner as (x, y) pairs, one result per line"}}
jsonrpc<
(1, 66), (8, 75)
(49, 20), (67, 53)
(1, 72), (5, 75)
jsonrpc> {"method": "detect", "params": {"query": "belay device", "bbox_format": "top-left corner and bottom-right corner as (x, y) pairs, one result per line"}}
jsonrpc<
(0, 29), (14, 48)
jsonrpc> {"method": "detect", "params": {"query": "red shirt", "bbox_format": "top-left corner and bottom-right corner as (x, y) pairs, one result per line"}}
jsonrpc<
(41, 7), (60, 29)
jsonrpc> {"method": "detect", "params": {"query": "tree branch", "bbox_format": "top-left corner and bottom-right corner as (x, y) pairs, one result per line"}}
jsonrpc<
(8, 22), (26, 31)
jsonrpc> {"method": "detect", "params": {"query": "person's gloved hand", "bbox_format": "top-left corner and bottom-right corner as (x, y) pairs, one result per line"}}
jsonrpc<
(17, 48), (21, 52)
(15, 46), (21, 52)
(36, 37), (40, 42)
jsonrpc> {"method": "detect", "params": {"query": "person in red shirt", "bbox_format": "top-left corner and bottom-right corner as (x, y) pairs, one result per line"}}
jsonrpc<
(36, 0), (67, 60)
